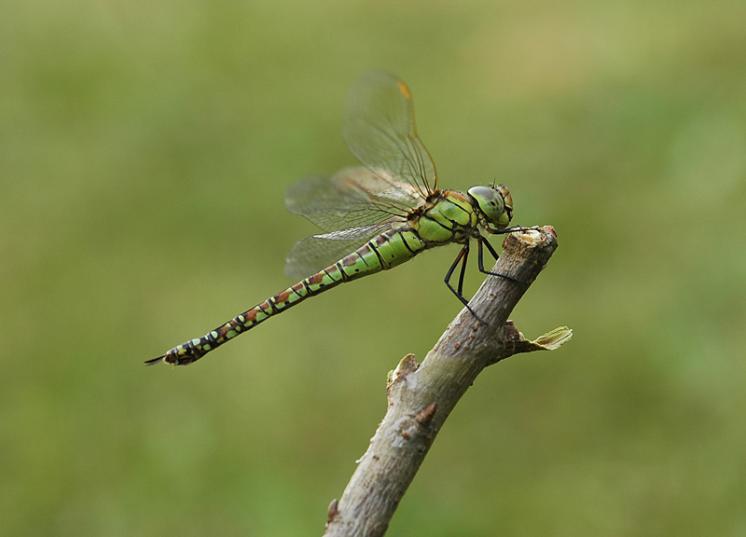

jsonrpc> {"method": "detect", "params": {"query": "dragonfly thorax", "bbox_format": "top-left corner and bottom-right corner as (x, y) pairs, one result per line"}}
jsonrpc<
(467, 184), (513, 233)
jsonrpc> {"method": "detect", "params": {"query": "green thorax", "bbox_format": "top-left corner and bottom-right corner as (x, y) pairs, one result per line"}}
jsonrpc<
(411, 190), (479, 244)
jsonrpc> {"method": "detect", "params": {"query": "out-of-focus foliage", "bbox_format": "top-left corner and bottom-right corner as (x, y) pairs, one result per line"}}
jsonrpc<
(1, 0), (744, 535)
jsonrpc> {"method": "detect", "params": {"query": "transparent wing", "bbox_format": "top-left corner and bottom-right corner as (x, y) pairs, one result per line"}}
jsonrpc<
(284, 224), (391, 279)
(284, 72), (436, 279)
(343, 71), (439, 198)
(285, 167), (420, 233)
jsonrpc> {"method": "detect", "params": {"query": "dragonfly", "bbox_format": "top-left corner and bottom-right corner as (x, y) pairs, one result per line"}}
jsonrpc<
(147, 72), (528, 366)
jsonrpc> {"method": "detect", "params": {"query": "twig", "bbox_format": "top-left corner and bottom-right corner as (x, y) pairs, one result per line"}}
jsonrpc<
(322, 226), (571, 537)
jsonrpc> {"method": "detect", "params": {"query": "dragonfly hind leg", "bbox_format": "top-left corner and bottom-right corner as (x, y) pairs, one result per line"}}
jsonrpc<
(444, 243), (484, 321)
(477, 236), (526, 285)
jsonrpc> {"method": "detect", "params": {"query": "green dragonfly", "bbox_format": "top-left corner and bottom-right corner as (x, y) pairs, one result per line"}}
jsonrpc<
(147, 72), (527, 366)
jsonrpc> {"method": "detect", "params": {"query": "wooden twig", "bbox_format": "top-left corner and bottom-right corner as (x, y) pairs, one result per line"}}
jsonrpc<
(322, 226), (571, 537)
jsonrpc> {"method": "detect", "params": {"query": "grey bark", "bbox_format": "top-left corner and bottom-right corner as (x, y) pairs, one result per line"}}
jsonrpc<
(322, 226), (571, 537)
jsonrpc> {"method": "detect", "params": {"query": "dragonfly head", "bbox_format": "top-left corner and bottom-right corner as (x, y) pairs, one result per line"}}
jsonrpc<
(467, 184), (513, 233)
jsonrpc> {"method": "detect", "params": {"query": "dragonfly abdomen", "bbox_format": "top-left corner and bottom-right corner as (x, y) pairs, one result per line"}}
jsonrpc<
(148, 227), (427, 366)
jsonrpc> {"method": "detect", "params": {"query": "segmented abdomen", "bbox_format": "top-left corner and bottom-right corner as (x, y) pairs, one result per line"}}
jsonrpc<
(151, 227), (427, 365)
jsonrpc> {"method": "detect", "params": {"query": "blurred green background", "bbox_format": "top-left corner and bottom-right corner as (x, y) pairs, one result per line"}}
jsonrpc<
(2, 0), (745, 535)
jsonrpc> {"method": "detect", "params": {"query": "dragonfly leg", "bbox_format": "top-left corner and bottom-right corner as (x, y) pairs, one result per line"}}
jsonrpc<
(494, 225), (533, 234)
(480, 234), (500, 261)
(457, 242), (468, 297)
(477, 236), (526, 285)
(444, 244), (484, 321)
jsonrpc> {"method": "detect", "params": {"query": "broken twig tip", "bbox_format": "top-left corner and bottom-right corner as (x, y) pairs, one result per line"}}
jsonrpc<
(542, 225), (558, 238)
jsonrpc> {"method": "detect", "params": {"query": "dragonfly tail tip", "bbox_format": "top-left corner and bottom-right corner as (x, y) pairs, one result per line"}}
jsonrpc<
(144, 355), (165, 366)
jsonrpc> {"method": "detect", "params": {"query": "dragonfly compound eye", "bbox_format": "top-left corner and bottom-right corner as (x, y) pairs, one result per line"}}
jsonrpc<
(467, 185), (509, 228)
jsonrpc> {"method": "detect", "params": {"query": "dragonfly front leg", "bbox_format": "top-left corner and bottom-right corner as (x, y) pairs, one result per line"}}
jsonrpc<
(444, 243), (483, 320)
(494, 225), (533, 234)
(456, 242), (468, 298)
(477, 236), (526, 285)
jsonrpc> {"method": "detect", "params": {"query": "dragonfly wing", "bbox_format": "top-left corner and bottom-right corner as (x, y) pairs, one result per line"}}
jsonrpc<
(344, 71), (439, 197)
(284, 224), (391, 279)
(285, 167), (420, 232)
(332, 166), (423, 209)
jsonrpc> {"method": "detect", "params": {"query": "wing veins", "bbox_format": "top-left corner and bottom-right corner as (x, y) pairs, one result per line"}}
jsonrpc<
(368, 117), (431, 198)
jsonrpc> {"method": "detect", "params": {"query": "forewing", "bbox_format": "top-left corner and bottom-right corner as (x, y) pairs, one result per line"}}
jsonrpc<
(284, 224), (390, 279)
(333, 166), (422, 209)
(285, 167), (420, 232)
(343, 71), (438, 197)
